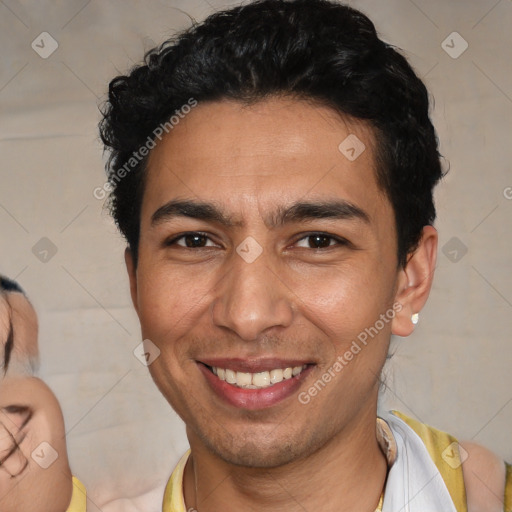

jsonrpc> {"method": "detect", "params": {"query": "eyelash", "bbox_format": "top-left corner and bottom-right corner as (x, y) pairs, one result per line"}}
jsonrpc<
(164, 231), (350, 250)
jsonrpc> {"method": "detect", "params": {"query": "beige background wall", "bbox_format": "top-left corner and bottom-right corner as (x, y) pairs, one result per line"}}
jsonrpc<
(0, 0), (511, 509)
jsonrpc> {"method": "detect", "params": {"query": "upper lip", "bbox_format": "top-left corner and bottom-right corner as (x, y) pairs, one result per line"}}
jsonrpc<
(198, 358), (313, 373)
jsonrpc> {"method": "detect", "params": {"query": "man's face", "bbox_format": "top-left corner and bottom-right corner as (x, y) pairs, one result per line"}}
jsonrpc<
(128, 97), (405, 467)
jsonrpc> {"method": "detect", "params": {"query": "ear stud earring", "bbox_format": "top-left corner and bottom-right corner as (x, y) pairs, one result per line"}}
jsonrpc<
(411, 313), (419, 325)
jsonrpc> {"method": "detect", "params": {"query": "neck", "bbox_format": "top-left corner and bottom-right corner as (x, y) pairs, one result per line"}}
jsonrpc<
(184, 406), (388, 512)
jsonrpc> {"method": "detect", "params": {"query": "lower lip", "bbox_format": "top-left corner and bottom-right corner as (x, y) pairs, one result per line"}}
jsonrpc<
(198, 363), (313, 410)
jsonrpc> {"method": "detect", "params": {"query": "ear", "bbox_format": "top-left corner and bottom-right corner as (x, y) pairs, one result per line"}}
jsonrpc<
(391, 225), (438, 337)
(124, 247), (139, 315)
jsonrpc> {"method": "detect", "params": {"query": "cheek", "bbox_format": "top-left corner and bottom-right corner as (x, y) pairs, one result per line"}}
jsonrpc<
(290, 262), (390, 339)
(136, 263), (214, 343)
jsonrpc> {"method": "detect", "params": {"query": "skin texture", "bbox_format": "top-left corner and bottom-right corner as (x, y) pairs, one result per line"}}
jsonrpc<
(461, 441), (506, 512)
(0, 377), (73, 512)
(126, 97), (440, 512)
(0, 293), (39, 376)
(0, 291), (73, 512)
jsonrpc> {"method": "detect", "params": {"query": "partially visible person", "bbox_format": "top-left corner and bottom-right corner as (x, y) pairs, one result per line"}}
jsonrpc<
(0, 276), (86, 511)
(0, 276), (39, 377)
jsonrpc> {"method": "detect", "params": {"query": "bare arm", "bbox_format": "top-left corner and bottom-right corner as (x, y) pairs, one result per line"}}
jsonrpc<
(461, 440), (506, 512)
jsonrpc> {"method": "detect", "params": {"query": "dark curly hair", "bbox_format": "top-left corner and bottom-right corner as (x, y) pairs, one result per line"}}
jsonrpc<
(99, 0), (445, 268)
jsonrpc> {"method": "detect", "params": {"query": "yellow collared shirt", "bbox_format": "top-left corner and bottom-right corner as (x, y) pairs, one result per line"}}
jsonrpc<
(66, 476), (87, 512)
(161, 411), (512, 512)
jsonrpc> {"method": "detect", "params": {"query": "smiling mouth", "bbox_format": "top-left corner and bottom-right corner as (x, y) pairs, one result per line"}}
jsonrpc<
(204, 364), (309, 389)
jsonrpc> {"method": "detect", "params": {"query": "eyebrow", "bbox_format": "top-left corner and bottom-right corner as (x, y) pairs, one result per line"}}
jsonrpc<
(151, 199), (370, 229)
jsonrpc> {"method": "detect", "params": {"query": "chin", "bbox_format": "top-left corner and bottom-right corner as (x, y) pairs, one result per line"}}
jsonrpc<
(197, 425), (317, 469)
(218, 441), (299, 468)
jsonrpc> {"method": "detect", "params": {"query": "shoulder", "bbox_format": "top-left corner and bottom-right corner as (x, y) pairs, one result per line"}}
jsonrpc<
(389, 411), (509, 512)
(460, 440), (506, 512)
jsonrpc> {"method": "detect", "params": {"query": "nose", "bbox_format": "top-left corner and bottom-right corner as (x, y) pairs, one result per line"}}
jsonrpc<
(211, 249), (294, 341)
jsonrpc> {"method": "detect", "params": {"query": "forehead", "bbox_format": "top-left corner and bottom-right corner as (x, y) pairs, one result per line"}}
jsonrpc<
(142, 97), (391, 227)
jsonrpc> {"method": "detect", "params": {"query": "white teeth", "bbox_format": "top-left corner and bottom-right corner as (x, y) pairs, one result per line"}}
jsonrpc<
(225, 369), (237, 384)
(211, 364), (307, 389)
(292, 365), (302, 376)
(236, 372), (252, 387)
(270, 369), (283, 383)
(253, 371), (271, 387)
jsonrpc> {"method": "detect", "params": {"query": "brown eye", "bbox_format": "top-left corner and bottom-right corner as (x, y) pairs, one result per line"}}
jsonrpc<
(295, 233), (348, 249)
(182, 234), (208, 247)
(308, 235), (333, 248)
(166, 232), (218, 248)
